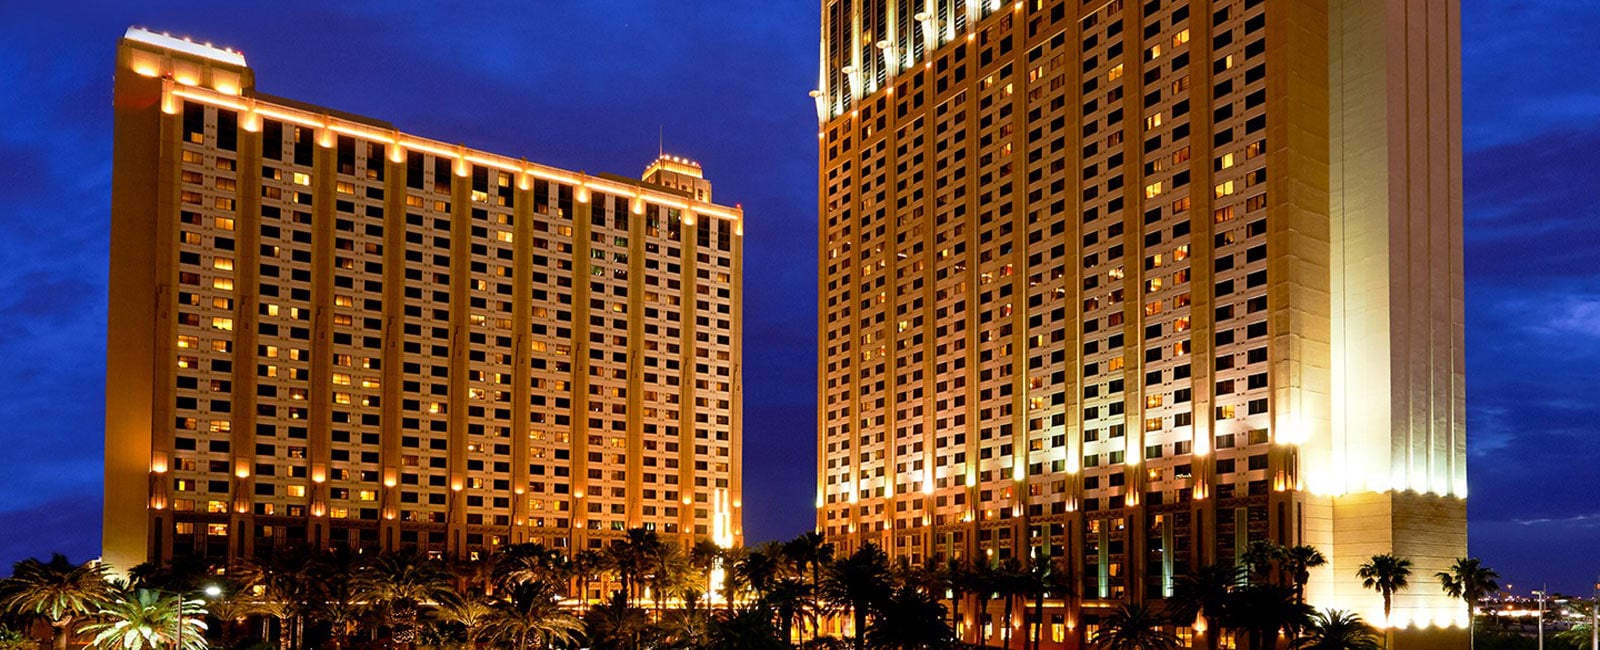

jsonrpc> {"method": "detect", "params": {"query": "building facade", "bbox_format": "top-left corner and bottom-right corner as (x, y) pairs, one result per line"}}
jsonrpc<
(106, 28), (744, 572)
(814, 0), (1463, 643)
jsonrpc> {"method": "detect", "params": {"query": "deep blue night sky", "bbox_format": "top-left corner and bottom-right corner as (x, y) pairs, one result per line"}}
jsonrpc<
(1, 1), (1595, 595)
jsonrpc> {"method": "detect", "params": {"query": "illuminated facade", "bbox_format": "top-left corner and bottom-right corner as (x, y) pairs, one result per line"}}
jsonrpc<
(106, 28), (744, 571)
(814, 0), (1463, 644)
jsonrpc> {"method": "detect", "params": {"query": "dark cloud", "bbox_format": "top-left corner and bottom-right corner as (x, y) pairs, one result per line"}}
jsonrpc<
(1462, 0), (1600, 150)
(1461, 123), (1600, 591)
(1464, 129), (1600, 282)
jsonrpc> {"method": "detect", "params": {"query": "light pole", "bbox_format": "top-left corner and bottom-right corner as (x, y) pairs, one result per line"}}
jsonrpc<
(175, 584), (221, 650)
(1535, 587), (1545, 650)
(1590, 577), (1597, 650)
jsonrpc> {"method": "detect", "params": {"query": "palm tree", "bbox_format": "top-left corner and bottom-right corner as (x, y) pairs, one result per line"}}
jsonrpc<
(1282, 546), (1328, 604)
(738, 543), (786, 607)
(866, 585), (952, 650)
(766, 576), (812, 644)
(487, 581), (582, 650)
(993, 558), (1029, 650)
(1023, 556), (1070, 650)
(1241, 541), (1284, 585)
(237, 548), (319, 650)
(433, 593), (495, 649)
(314, 547), (368, 650)
(1092, 602), (1178, 650)
(657, 604), (711, 649)
(77, 588), (207, 650)
(1356, 555), (1411, 627)
(1229, 583), (1312, 650)
(784, 532), (834, 643)
(969, 560), (999, 646)
(496, 544), (569, 592)
(203, 589), (257, 650)
(582, 591), (653, 650)
(1436, 557), (1500, 650)
(606, 528), (667, 609)
(687, 540), (724, 614)
(1293, 610), (1382, 650)
(1167, 563), (1242, 650)
(1357, 554), (1412, 650)
(571, 549), (608, 612)
(356, 551), (456, 647)
(0, 554), (112, 650)
(822, 543), (892, 650)
(647, 544), (690, 617)
(125, 555), (216, 594)
(705, 607), (788, 650)
(938, 559), (974, 645)
(721, 546), (754, 612)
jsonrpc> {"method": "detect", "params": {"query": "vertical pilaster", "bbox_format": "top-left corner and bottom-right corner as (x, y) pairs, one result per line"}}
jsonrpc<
(447, 157), (471, 554)
(677, 210), (699, 540)
(307, 125), (336, 547)
(570, 185), (593, 547)
(229, 110), (263, 561)
(729, 215), (745, 546)
(1116, 0), (1148, 603)
(107, 68), (176, 572)
(626, 197), (646, 531)
(378, 144), (406, 551)
(510, 172), (534, 544)
(1188, 0), (1221, 570)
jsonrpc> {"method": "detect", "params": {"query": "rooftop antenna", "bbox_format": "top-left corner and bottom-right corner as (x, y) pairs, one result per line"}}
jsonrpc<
(658, 124), (664, 159)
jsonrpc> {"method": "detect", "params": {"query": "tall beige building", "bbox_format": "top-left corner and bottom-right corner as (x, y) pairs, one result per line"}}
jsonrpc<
(106, 28), (743, 571)
(814, 0), (1463, 644)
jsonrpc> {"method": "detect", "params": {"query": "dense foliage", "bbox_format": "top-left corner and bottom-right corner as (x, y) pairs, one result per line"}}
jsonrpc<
(0, 541), (1501, 650)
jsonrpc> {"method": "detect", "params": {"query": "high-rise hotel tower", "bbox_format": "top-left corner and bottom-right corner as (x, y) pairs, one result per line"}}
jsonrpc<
(814, 0), (1464, 641)
(107, 28), (743, 571)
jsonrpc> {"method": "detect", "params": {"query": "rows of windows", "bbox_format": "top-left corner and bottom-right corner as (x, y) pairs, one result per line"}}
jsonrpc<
(163, 100), (739, 557)
(819, 0), (1283, 575)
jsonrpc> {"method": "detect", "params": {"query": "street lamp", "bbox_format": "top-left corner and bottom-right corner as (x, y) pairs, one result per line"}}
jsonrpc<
(1591, 578), (1598, 650)
(1534, 588), (1545, 650)
(1532, 586), (1567, 650)
(175, 584), (221, 650)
